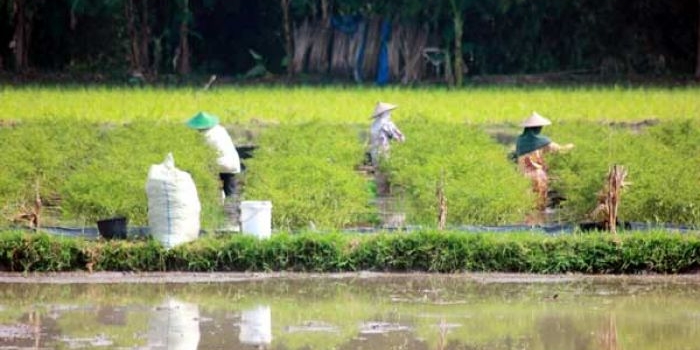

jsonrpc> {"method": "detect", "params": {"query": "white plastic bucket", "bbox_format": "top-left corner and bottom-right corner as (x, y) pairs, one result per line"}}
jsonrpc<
(240, 201), (272, 239)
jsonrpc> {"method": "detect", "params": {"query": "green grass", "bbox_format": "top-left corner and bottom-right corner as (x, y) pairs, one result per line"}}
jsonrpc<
(1, 230), (699, 274)
(242, 122), (373, 230)
(0, 119), (222, 227)
(548, 119), (700, 224)
(2, 85), (699, 123)
(385, 118), (533, 225)
(2, 86), (700, 229)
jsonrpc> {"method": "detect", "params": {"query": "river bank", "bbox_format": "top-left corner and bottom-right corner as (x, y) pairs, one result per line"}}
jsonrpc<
(1, 271), (700, 284)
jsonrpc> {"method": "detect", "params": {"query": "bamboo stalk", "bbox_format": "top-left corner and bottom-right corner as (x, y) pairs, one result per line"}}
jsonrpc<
(400, 24), (428, 85)
(330, 30), (352, 76)
(308, 22), (332, 74)
(387, 22), (401, 80)
(281, 0), (294, 77)
(361, 17), (381, 79)
(292, 20), (312, 74)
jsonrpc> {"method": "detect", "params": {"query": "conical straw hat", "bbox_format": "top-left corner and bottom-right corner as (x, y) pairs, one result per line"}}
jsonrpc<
(371, 102), (398, 118)
(521, 111), (551, 127)
(186, 111), (220, 129)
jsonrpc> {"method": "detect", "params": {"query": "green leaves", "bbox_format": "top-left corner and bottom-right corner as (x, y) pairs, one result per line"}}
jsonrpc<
(548, 119), (700, 226)
(2, 230), (699, 274)
(243, 122), (373, 230)
(385, 119), (533, 225)
(0, 120), (221, 227)
(3, 87), (700, 229)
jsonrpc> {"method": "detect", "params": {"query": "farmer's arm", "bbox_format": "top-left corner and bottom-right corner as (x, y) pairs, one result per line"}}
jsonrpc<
(547, 141), (574, 153)
(386, 123), (405, 142)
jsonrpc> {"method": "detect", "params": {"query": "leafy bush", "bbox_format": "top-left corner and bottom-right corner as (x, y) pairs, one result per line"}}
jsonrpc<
(3, 87), (700, 229)
(0, 120), (223, 227)
(0, 231), (82, 272)
(548, 119), (700, 226)
(243, 122), (373, 230)
(2, 230), (700, 274)
(61, 120), (222, 225)
(384, 117), (533, 225)
(0, 120), (100, 223)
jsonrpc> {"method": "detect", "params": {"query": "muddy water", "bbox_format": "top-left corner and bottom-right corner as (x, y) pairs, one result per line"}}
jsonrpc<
(1, 274), (699, 349)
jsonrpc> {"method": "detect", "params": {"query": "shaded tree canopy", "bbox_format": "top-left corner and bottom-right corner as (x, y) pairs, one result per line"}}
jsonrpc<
(0, 0), (697, 82)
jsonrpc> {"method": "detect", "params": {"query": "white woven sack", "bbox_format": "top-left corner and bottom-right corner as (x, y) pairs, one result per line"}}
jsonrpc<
(145, 153), (201, 248)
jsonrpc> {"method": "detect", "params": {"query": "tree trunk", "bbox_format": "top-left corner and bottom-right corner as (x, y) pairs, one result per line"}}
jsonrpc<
(450, 0), (463, 86)
(696, 0), (700, 80)
(308, 21), (332, 74)
(281, 0), (294, 77)
(321, 0), (330, 22)
(176, 0), (191, 75)
(11, 0), (31, 72)
(125, 0), (141, 72)
(139, 0), (150, 73)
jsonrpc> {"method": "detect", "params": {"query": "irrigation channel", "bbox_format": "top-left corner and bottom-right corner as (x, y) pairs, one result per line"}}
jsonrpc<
(0, 273), (699, 349)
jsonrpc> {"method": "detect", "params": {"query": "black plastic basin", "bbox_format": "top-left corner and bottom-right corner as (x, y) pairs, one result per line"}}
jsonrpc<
(97, 217), (128, 239)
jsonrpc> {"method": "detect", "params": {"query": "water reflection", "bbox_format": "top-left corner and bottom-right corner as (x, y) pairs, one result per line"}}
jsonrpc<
(0, 276), (699, 349)
(147, 297), (200, 350)
(597, 313), (619, 350)
(239, 305), (272, 348)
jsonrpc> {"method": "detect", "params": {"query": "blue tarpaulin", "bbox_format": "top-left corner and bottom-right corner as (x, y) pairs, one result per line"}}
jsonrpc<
(329, 16), (393, 85)
(375, 20), (391, 86)
(23, 221), (697, 239)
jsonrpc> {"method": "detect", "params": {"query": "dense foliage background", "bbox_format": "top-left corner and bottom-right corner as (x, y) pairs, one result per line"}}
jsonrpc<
(1, 0), (698, 80)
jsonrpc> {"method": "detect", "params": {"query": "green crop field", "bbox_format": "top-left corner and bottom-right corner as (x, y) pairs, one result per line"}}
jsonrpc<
(1, 86), (699, 230)
(2, 86), (700, 123)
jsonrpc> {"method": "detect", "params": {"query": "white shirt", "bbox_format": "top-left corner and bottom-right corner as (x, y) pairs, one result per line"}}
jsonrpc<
(203, 125), (241, 174)
(369, 112), (404, 165)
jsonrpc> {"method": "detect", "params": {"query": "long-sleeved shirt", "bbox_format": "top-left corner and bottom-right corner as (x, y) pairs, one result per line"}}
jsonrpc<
(369, 113), (404, 165)
(203, 124), (241, 174)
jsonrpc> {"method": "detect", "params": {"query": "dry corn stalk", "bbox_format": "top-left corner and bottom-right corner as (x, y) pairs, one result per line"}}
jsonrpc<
(13, 181), (42, 230)
(436, 172), (447, 230)
(591, 165), (629, 234)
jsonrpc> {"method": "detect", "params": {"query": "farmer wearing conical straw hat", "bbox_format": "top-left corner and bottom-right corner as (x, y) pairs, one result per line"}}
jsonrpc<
(514, 112), (574, 216)
(369, 102), (405, 167)
(368, 102), (405, 197)
(187, 111), (241, 200)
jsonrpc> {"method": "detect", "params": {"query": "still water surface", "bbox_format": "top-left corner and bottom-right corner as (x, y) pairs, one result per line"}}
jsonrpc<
(1, 274), (699, 349)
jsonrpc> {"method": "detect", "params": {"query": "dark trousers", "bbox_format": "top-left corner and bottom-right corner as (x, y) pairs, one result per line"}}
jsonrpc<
(220, 173), (236, 197)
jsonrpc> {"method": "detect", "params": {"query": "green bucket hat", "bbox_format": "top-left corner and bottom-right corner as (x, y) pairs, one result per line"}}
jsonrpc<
(186, 111), (219, 129)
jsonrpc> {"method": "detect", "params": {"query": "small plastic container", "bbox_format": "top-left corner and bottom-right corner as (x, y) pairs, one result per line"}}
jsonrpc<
(97, 217), (128, 239)
(240, 201), (272, 239)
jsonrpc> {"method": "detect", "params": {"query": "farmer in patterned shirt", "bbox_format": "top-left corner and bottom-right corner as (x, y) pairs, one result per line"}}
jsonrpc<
(514, 112), (574, 216)
(369, 102), (405, 167)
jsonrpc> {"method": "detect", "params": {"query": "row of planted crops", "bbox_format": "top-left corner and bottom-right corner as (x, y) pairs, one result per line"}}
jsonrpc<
(1, 86), (700, 231)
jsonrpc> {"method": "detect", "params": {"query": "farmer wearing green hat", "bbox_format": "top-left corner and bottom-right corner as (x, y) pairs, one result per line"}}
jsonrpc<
(514, 112), (573, 217)
(187, 112), (241, 199)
